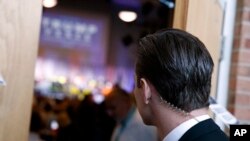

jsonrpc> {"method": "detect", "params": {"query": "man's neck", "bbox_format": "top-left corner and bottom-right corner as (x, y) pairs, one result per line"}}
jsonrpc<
(153, 107), (209, 140)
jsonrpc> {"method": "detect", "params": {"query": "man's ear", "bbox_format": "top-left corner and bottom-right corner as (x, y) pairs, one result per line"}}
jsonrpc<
(140, 78), (152, 104)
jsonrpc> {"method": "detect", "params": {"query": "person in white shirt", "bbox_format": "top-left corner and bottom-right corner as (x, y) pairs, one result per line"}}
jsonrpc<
(105, 84), (158, 141)
(133, 29), (229, 141)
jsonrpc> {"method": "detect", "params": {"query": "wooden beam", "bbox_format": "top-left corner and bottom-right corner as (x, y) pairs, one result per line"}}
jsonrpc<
(185, 0), (223, 97)
(173, 0), (223, 97)
(173, 0), (189, 30)
(0, 0), (42, 141)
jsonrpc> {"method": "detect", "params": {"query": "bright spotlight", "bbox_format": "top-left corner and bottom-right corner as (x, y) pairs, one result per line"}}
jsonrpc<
(159, 0), (175, 9)
(118, 11), (137, 22)
(43, 0), (57, 8)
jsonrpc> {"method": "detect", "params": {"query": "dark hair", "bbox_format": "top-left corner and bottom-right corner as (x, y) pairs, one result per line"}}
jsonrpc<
(135, 29), (214, 112)
(107, 84), (131, 101)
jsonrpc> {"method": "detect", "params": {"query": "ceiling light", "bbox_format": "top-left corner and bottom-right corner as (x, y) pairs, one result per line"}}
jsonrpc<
(43, 0), (57, 8)
(118, 11), (137, 22)
(159, 0), (175, 8)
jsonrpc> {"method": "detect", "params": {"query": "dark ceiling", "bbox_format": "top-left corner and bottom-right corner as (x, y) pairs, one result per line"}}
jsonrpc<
(44, 0), (175, 33)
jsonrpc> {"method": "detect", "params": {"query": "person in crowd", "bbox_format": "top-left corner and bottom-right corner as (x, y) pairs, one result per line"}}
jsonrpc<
(105, 84), (158, 141)
(133, 29), (229, 141)
(56, 94), (115, 141)
(56, 95), (97, 141)
(29, 110), (45, 141)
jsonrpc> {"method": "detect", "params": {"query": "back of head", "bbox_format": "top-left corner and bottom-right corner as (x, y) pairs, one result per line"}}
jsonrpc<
(135, 29), (214, 112)
(105, 84), (132, 121)
(107, 84), (131, 101)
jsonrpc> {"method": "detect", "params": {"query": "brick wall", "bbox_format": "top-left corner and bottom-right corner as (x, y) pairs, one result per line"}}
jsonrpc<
(229, 0), (250, 123)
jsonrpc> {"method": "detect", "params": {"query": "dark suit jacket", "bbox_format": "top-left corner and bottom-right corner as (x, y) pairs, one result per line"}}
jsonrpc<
(179, 119), (229, 141)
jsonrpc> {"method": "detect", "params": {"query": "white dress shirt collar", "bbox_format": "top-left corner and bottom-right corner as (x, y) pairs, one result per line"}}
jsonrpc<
(162, 115), (210, 141)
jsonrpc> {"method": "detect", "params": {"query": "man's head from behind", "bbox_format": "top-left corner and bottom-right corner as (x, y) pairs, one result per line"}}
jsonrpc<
(105, 84), (132, 122)
(134, 29), (214, 124)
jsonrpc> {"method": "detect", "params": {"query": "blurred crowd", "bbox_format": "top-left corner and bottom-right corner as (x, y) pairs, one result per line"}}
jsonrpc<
(29, 90), (115, 141)
(29, 85), (158, 141)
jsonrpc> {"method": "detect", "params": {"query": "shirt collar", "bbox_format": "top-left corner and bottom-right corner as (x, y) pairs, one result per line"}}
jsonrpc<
(163, 115), (210, 141)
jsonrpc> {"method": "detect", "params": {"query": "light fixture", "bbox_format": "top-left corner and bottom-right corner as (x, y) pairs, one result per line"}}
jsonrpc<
(159, 0), (175, 9)
(118, 11), (137, 22)
(50, 120), (59, 130)
(43, 0), (57, 8)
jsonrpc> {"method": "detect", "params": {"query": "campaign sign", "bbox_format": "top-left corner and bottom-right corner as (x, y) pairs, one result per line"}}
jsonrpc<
(230, 125), (250, 141)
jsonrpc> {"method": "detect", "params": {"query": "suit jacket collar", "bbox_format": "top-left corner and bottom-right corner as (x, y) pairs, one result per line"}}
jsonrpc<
(179, 119), (220, 141)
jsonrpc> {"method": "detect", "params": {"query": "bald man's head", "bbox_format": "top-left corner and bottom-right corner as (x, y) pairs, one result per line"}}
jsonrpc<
(105, 85), (132, 122)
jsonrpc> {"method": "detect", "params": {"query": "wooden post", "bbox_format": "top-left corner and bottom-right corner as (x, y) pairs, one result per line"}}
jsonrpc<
(173, 0), (223, 97)
(173, 0), (189, 30)
(0, 0), (42, 141)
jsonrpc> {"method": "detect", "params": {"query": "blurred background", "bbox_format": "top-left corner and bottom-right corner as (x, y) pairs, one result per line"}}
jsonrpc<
(35, 0), (174, 102)
(2, 0), (250, 141)
(31, 0), (174, 141)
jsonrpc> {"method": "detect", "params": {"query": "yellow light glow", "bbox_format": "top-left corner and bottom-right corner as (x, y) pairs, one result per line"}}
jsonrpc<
(69, 86), (80, 95)
(58, 76), (66, 84)
(78, 94), (85, 101)
(88, 79), (97, 88)
(82, 89), (92, 95)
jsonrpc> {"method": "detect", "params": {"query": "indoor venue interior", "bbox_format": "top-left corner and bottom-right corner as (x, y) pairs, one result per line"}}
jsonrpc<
(2, 0), (250, 141)
(31, 0), (174, 141)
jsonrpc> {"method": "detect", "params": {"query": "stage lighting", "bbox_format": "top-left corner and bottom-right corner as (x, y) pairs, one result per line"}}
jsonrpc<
(43, 0), (57, 8)
(118, 11), (137, 22)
